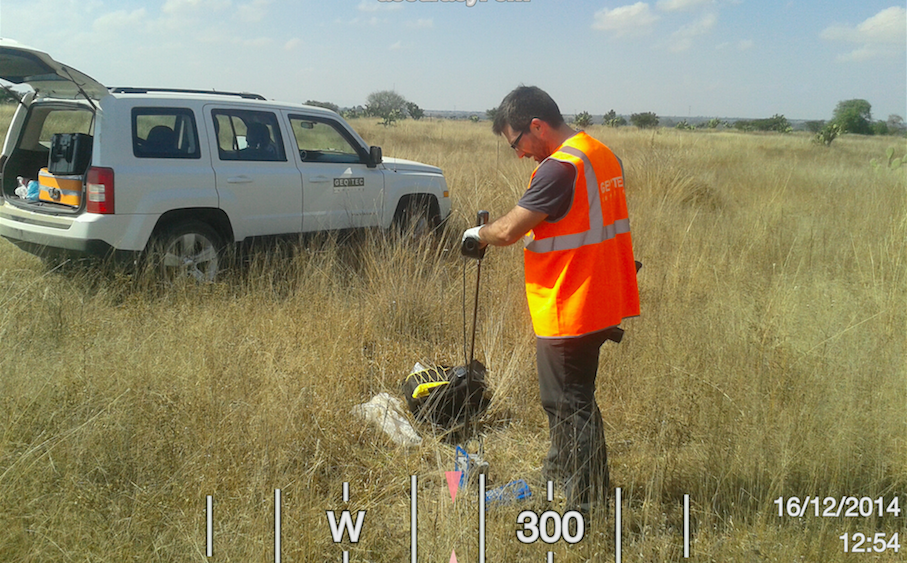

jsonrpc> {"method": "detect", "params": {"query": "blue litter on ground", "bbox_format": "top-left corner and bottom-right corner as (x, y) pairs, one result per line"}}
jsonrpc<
(485, 479), (532, 508)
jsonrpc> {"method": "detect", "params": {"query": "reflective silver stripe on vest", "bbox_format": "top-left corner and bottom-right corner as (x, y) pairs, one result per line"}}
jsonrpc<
(525, 144), (628, 254)
(526, 218), (631, 253)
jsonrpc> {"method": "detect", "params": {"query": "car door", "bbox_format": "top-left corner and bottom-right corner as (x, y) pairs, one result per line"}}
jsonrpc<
(207, 106), (303, 240)
(285, 113), (384, 231)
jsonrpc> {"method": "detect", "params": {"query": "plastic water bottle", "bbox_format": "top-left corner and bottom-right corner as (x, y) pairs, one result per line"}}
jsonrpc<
(455, 445), (489, 488)
(14, 176), (27, 199)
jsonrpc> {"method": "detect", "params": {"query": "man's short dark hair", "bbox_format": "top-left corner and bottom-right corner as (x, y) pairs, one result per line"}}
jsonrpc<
(492, 85), (565, 135)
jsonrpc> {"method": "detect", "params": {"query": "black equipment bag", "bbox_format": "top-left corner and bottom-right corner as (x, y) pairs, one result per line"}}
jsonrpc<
(401, 360), (490, 428)
(49, 133), (93, 176)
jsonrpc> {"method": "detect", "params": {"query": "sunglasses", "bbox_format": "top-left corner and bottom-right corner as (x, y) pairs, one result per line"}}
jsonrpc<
(510, 130), (525, 151)
(510, 118), (538, 151)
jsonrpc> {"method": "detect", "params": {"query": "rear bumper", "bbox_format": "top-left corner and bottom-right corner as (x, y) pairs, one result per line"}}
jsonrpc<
(0, 200), (156, 257)
(2, 232), (116, 256)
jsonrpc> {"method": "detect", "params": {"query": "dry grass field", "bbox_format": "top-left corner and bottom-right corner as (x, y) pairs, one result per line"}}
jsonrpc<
(0, 114), (904, 562)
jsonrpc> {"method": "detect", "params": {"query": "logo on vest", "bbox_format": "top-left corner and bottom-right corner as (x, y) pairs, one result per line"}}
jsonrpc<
(600, 176), (623, 199)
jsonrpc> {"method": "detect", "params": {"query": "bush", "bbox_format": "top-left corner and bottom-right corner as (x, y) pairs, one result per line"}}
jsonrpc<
(406, 102), (424, 121)
(805, 120), (825, 134)
(870, 146), (905, 171)
(630, 112), (659, 129)
(573, 111), (593, 128)
(366, 90), (408, 127)
(814, 123), (842, 146)
(734, 114), (792, 133)
(340, 105), (366, 120)
(305, 100), (339, 113)
(675, 120), (695, 131)
(871, 121), (890, 136)
(706, 118), (724, 129)
(832, 99), (872, 135)
(603, 109), (626, 128)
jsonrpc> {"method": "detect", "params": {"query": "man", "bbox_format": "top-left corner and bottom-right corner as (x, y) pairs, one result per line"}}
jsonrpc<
(462, 86), (640, 513)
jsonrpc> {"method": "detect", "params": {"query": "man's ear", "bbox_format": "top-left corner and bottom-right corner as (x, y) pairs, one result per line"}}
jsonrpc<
(533, 118), (552, 139)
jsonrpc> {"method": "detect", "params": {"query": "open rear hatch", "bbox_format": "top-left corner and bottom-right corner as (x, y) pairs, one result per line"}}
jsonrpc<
(0, 40), (105, 210)
(0, 39), (107, 101)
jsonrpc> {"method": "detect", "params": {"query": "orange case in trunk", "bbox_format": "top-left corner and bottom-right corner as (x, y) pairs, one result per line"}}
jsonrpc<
(38, 167), (82, 208)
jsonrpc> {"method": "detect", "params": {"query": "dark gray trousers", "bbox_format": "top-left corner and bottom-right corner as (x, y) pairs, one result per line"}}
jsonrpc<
(537, 329), (613, 511)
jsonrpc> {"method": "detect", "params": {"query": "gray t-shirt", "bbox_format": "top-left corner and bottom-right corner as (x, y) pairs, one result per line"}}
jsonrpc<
(516, 158), (576, 223)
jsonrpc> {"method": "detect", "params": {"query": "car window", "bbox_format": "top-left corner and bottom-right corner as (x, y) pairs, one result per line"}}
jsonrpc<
(212, 109), (286, 162)
(132, 108), (200, 159)
(18, 105), (93, 151)
(289, 116), (363, 164)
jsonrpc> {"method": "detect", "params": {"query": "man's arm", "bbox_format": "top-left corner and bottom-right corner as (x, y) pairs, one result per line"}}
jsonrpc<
(477, 205), (547, 247)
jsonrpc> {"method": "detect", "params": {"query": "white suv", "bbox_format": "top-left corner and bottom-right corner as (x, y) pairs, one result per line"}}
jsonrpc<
(0, 40), (450, 280)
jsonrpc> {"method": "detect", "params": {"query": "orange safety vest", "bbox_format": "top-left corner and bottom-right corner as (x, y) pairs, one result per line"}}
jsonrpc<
(524, 132), (640, 338)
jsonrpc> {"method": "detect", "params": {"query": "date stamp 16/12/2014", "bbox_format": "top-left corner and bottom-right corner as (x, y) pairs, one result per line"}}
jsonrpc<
(774, 496), (900, 518)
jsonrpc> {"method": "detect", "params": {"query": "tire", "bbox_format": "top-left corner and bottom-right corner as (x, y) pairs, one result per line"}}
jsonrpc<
(152, 221), (223, 282)
(394, 196), (440, 241)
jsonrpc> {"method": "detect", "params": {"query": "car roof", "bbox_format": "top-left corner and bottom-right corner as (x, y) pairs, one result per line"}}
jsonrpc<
(103, 89), (344, 116)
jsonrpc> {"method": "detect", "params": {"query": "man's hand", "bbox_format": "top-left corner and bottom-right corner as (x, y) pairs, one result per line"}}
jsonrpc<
(461, 226), (487, 258)
(462, 226), (484, 246)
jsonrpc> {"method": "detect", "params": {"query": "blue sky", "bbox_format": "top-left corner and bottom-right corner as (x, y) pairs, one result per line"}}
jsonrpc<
(2, 0), (904, 121)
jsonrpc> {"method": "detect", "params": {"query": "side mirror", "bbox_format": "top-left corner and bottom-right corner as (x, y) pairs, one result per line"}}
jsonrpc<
(368, 145), (382, 168)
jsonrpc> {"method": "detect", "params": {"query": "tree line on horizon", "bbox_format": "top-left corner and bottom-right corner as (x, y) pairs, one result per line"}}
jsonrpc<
(554, 99), (904, 142)
(306, 91), (425, 127)
(2, 86), (900, 142)
(292, 91), (906, 145)
(333, 91), (904, 139)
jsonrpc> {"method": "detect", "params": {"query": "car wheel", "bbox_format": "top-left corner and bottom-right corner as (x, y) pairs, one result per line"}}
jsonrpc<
(153, 221), (223, 282)
(394, 196), (439, 241)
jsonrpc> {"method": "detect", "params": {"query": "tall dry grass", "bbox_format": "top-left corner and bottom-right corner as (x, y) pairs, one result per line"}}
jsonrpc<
(0, 117), (905, 562)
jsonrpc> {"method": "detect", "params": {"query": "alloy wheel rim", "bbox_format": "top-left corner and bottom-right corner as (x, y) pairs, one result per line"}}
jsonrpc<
(161, 233), (218, 282)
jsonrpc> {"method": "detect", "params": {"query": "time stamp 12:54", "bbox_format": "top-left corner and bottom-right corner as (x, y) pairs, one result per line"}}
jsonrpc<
(774, 496), (901, 554)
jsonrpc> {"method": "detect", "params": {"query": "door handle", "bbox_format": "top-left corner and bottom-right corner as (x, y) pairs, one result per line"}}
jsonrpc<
(226, 175), (253, 184)
(309, 175), (330, 184)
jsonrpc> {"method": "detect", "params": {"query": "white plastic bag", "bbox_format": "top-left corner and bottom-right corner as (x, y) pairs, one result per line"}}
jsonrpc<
(351, 392), (423, 448)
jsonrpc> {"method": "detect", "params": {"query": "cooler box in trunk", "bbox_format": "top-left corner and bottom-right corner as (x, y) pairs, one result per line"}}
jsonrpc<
(38, 167), (83, 207)
(49, 133), (92, 175)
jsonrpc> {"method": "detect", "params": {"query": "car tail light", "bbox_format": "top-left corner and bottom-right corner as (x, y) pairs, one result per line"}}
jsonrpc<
(86, 167), (114, 214)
